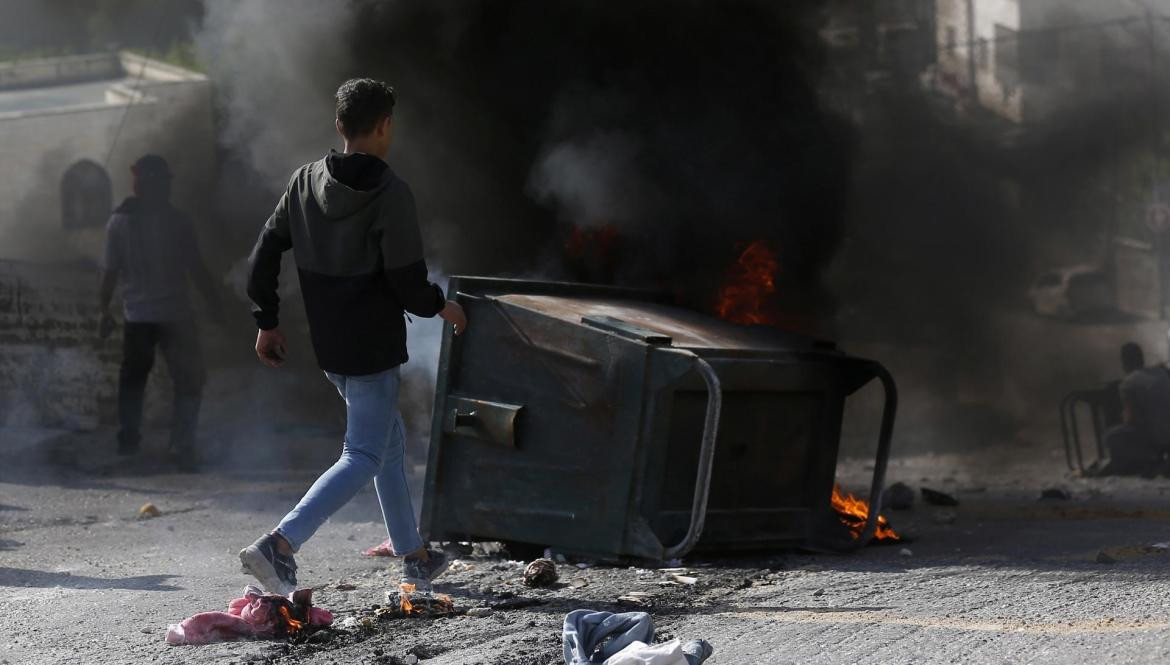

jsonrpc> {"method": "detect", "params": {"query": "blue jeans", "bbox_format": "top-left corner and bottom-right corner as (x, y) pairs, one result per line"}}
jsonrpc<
(275, 367), (424, 556)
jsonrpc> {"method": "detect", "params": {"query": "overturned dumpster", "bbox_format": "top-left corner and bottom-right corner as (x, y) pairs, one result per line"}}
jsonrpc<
(420, 277), (897, 561)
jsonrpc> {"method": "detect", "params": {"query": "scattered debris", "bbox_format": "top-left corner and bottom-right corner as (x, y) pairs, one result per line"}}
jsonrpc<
(884, 482), (915, 510)
(448, 560), (475, 573)
(490, 597), (546, 611)
(138, 503), (161, 519)
(920, 488), (959, 507)
(339, 616), (373, 631)
(1153, 542), (1170, 550)
(465, 607), (493, 618)
(669, 573), (698, 585)
(1040, 488), (1071, 501)
(523, 558), (559, 587)
(570, 577), (589, 589)
(813, 588), (825, 597)
(1095, 550), (1116, 564)
(616, 591), (654, 608)
(472, 541), (507, 557)
(334, 582), (357, 591)
(899, 548), (913, 558)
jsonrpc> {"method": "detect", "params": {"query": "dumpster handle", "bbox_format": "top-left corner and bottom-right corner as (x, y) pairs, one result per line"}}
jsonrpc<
(661, 349), (722, 561)
(837, 362), (898, 551)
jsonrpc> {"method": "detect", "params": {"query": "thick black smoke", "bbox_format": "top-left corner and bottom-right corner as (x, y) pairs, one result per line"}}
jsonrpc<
(191, 0), (1170, 456)
(199, 0), (851, 332)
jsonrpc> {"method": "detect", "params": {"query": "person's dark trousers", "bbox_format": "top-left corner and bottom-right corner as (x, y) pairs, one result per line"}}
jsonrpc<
(1103, 424), (1164, 476)
(118, 321), (207, 456)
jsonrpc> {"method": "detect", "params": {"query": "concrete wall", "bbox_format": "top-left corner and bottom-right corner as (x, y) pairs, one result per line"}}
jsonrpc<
(0, 52), (121, 91)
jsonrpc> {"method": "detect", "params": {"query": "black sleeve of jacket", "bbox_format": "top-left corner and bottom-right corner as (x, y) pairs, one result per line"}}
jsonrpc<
(381, 180), (446, 317)
(247, 181), (294, 330)
(387, 259), (446, 317)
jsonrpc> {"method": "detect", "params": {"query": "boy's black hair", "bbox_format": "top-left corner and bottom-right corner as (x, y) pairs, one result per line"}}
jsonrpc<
(335, 78), (397, 138)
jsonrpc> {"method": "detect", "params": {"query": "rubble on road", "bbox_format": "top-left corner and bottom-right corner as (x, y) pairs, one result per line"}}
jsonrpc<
(884, 482), (915, 510)
(920, 488), (959, 507)
(523, 557), (559, 587)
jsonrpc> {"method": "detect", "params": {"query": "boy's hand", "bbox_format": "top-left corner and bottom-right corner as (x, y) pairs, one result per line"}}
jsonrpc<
(440, 301), (468, 335)
(255, 328), (288, 367)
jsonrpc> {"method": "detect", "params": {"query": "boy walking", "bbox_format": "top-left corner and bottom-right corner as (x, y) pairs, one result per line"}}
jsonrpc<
(239, 79), (466, 594)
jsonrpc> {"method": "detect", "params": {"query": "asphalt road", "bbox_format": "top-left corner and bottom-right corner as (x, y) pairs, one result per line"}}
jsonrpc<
(3, 435), (1170, 664)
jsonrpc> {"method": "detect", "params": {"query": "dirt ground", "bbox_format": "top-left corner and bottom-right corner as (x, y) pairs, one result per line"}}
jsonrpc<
(4, 430), (1170, 664)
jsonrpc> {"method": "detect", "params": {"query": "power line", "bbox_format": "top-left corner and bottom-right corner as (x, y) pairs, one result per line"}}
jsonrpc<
(102, 8), (167, 172)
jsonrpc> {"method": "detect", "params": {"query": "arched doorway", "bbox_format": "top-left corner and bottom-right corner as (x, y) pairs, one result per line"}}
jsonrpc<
(61, 159), (112, 230)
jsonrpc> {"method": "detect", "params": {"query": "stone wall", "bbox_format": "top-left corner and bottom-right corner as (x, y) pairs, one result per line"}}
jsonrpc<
(0, 259), (116, 430)
(0, 52), (121, 91)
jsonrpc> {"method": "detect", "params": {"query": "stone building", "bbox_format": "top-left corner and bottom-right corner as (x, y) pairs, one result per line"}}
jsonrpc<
(0, 51), (215, 433)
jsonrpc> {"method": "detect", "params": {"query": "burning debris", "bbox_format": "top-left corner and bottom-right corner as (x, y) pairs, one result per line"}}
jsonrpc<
(831, 484), (900, 542)
(165, 586), (332, 646)
(381, 583), (455, 618)
(715, 240), (781, 326)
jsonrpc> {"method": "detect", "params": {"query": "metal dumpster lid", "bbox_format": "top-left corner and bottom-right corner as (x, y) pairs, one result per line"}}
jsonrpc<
(495, 293), (831, 352)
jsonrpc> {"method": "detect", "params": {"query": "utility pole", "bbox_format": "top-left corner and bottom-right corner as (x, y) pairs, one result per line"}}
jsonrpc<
(1145, 7), (1166, 318)
(965, 0), (978, 104)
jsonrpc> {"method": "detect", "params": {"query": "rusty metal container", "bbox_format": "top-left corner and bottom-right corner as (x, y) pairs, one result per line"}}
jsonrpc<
(420, 277), (896, 560)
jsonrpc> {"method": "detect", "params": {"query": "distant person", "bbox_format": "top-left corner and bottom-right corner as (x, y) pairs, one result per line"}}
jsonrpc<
(239, 78), (467, 595)
(98, 154), (220, 468)
(1099, 342), (1170, 476)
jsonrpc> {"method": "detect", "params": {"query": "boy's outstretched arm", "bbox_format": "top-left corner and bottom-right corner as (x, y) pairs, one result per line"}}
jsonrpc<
(247, 186), (293, 366)
(382, 182), (467, 335)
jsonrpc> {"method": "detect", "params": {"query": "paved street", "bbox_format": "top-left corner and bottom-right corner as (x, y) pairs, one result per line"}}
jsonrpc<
(3, 435), (1170, 664)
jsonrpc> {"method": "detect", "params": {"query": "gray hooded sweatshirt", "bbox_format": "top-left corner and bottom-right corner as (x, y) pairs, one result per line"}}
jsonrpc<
(247, 151), (445, 375)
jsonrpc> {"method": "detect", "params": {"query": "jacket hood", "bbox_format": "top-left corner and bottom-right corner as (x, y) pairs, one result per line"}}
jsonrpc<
(309, 154), (393, 220)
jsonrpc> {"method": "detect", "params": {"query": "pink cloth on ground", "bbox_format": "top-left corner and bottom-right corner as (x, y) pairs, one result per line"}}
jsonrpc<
(165, 586), (333, 646)
(362, 538), (396, 557)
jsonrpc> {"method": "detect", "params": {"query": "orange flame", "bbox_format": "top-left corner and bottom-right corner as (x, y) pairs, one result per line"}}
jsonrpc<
(831, 484), (899, 541)
(278, 605), (305, 634)
(399, 582), (417, 614)
(715, 240), (781, 326)
(394, 581), (455, 616)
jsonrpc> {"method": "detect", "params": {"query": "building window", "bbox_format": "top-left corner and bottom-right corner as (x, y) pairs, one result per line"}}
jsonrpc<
(61, 159), (112, 230)
(976, 37), (989, 69)
(946, 25), (957, 54)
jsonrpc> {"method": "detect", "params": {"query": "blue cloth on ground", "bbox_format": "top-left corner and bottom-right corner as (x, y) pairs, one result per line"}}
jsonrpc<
(563, 610), (655, 664)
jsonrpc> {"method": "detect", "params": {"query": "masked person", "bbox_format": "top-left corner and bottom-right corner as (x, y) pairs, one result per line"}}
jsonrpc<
(239, 79), (467, 594)
(99, 155), (220, 468)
